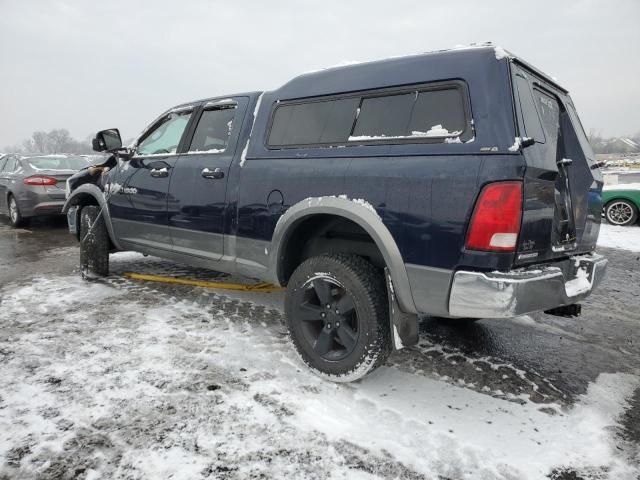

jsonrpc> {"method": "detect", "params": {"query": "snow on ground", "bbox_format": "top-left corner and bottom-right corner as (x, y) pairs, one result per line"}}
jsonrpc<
(598, 223), (640, 252)
(1, 274), (638, 479)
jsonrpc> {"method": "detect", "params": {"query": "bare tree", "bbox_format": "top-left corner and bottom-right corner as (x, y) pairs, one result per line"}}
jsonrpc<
(47, 129), (71, 153)
(21, 138), (34, 152)
(4, 129), (93, 155)
(32, 131), (49, 153)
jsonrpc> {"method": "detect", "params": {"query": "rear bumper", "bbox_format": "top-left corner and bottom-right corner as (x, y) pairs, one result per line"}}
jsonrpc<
(19, 200), (65, 217)
(14, 188), (66, 217)
(448, 252), (608, 318)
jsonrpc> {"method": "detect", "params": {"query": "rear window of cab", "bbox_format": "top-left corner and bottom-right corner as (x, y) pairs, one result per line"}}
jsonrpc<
(267, 81), (473, 149)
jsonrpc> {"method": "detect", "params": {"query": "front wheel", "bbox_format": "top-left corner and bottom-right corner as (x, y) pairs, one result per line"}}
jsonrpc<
(285, 254), (391, 382)
(604, 199), (638, 226)
(80, 205), (109, 277)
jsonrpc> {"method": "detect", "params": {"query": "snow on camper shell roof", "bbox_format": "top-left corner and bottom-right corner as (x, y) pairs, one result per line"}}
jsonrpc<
(273, 46), (505, 98)
(272, 45), (566, 99)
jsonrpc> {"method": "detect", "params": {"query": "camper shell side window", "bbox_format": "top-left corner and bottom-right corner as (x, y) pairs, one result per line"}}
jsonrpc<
(267, 80), (474, 149)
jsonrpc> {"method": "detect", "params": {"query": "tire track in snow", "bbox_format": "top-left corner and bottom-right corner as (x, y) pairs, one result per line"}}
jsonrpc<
(0, 274), (638, 478)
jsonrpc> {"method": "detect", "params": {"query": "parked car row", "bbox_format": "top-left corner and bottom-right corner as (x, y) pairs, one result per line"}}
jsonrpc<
(0, 153), (94, 227)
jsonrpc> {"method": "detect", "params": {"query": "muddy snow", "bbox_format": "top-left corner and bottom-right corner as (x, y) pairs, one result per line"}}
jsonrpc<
(1, 270), (638, 479)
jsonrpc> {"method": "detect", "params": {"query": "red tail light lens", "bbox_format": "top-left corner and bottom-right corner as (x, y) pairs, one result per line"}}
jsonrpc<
(24, 176), (58, 186)
(466, 181), (522, 252)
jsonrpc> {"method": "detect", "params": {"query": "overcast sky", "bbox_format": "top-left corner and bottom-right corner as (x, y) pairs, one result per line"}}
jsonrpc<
(1, 0), (639, 148)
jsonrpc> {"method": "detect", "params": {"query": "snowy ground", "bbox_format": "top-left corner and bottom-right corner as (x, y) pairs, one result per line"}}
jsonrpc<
(598, 223), (640, 252)
(1, 219), (639, 479)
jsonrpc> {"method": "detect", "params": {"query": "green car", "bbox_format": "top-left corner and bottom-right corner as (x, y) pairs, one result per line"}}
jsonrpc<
(602, 183), (640, 226)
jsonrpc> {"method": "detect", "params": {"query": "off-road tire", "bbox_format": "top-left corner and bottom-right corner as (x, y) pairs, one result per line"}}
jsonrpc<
(80, 205), (109, 277)
(285, 254), (391, 382)
(604, 199), (638, 226)
(8, 194), (27, 228)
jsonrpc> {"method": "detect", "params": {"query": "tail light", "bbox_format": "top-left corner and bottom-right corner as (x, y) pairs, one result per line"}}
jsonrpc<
(466, 181), (522, 252)
(24, 176), (58, 186)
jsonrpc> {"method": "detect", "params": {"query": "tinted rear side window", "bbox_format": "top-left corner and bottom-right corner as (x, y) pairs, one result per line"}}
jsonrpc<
(409, 89), (467, 136)
(514, 74), (545, 143)
(354, 89), (467, 139)
(189, 106), (237, 153)
(268, 97), (359, 146)
(533, 88), (560, 147)
(352, 93), (414, 138)
(268, 83), (470, 148)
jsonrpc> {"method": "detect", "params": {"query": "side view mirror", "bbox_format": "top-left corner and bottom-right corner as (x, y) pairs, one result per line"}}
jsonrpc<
(92, 128), (122, 152)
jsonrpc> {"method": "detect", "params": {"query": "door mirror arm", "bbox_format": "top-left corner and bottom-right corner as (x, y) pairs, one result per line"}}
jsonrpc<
(520, 137), (535, 149)
(116, 147), (135, 161)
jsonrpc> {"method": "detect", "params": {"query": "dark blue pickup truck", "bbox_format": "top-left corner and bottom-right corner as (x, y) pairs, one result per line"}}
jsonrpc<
(64, 46), (607, 381)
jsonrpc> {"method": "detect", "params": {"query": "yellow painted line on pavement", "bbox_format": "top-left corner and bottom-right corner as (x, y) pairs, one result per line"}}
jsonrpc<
(123, 272), (286, 293)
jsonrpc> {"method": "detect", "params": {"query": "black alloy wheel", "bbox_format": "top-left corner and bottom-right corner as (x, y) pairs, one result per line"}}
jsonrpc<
(285, 254), (391, 382)
(292, 275), (360, 361)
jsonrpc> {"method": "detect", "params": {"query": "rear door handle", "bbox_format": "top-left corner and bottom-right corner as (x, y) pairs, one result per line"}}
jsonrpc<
(201, 167), (224, 180)
(150, 167), (169, 178)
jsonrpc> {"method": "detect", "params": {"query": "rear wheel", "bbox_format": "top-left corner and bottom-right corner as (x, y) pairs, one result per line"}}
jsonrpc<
(285, 254), (391, 382)
(8, 195), (27, 228)
(605, 199), (638, 226)
(80, 205), (109, 277)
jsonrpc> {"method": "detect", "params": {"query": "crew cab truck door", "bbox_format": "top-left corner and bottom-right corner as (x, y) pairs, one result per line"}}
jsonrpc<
(108, 107), (195, 251)
(168, 97), (247, 260)
(512, 65), (602, 266)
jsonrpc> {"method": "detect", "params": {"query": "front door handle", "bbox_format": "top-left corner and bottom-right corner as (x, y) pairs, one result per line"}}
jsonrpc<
(150, 167), (169, 178)
(201, 167), (224, 180)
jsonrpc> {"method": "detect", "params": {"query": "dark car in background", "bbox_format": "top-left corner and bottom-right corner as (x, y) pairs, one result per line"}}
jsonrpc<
(0, 154), (90, 227)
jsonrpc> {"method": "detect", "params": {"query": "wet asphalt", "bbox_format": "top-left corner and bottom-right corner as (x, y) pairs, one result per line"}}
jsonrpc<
(0, 214), (638, 477)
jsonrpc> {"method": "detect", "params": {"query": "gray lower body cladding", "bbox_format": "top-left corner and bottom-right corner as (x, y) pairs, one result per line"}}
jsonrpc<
(405, 264), (453, 317)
